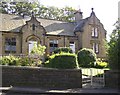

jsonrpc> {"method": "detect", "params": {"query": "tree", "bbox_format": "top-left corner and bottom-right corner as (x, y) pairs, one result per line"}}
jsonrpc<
(14, 2), (38, 16)
(108, 20), (120, 70)
(29, 43), (46, 66)
(0, 2), (9, 14)
(0, 1), (76, 22)
(77, 48), (97, 67)
(0, 1), (39, 16)
(30, 44), (46, 56)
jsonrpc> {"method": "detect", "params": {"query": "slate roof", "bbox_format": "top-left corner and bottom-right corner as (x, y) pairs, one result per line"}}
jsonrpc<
(0, 13), (26, 32)
(0, 13), (76, 36)
(74, 17), (89, 32)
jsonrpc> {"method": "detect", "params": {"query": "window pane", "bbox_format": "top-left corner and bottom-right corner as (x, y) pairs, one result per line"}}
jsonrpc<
(54, 44), (58, 47)
(92, 27), (95, 37)
(5, 37), (16, 53)
(92, 43), (99, 53)
(92, 43), (95, 52)
(70, 42), (75, 53)
(49, 40), (58, 53)
(96, 43), (99, 53)
(95, 28), (98, 37)
(5, 45), (11, 51)
(32, 24), (35, 31)
(11, 46), (16, 51)
(50, 43), (53, 47)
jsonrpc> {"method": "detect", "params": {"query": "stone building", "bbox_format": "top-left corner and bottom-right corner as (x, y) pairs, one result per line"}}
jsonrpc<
(0, 8), (107, 59)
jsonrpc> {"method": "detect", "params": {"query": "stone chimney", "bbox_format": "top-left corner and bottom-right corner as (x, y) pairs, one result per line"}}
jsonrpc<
(74, 9), (83, 23)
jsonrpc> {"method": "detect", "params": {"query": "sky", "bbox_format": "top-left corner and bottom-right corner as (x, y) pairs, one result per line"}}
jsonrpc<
(38, 0), (119, 41)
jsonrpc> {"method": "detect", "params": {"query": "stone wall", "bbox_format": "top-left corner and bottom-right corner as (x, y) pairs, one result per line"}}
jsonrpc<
(0, 32), (2, 55)
(2, 66), (82, 89)
(104, 70), (120, 89)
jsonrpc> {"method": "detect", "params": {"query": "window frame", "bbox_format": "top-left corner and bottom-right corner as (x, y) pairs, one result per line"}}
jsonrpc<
(91, 27), (98, 38)
(49, 39), (58, 53)
(69, 41), (75, 53)
(5, 37), (16, 54)
(92, 43), (99, 54)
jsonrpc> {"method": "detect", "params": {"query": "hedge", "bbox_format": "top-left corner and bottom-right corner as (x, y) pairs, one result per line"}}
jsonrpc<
(77, 48), (96, 68)
(53, 47), (73, 54)
(44, 53), (79, 69)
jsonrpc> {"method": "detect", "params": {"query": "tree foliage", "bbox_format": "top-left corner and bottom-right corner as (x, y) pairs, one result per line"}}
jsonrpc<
(0, 1), (76, 22)
(77, 48), (97, 67)
(0, 1), (38, 16)
(107, 20), (120, 70)
(30, 44), (46, 56)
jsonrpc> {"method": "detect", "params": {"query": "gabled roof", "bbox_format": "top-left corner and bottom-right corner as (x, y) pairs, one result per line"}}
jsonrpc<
(0, 13), (76, 36)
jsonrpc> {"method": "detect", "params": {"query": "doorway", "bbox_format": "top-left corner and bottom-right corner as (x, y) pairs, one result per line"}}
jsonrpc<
(28, 41), (37, 54)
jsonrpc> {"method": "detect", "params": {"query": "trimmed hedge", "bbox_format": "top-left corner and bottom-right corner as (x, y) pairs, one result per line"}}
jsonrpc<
(44, 53), (79, 69)
(77, 48), (96, 68)
(53, 47), (73, 54)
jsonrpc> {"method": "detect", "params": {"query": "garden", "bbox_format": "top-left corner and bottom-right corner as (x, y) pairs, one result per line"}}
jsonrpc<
(0, 47), (108, 70)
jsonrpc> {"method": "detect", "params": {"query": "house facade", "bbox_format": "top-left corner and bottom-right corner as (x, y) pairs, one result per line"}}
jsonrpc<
(0, 9), (107, 59)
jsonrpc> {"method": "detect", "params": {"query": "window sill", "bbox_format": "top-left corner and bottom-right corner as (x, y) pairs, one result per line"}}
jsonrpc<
(91, 36), (98, 38)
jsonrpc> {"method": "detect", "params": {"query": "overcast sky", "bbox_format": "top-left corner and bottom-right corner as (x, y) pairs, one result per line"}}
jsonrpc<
(39, 0), (119, 41)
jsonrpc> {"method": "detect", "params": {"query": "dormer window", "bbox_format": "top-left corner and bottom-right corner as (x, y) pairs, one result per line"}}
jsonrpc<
(92, 27), (98, 37)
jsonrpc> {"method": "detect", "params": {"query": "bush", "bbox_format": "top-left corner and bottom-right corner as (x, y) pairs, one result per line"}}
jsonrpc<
(77, 48), (97, 68)
(44, 53), (79, 69)
(18, 57), (34, 66)
(0, 55), (39, 66)
(53, 47), (73, 54)
(95, 58), (108, 68)
(0, 55), (19, 66)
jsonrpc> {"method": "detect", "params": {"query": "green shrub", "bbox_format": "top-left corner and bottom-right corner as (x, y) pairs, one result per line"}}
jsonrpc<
(95, 58), (108, 68)
(0, 55), (19, 66)
(44, 53), (79, 69)
(18, 57), (35, 66)
(0, 55), (38, 66)
(53, 47), (73, 54)
(96, 61), (108, 69)
(77, 48), (97, 68)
